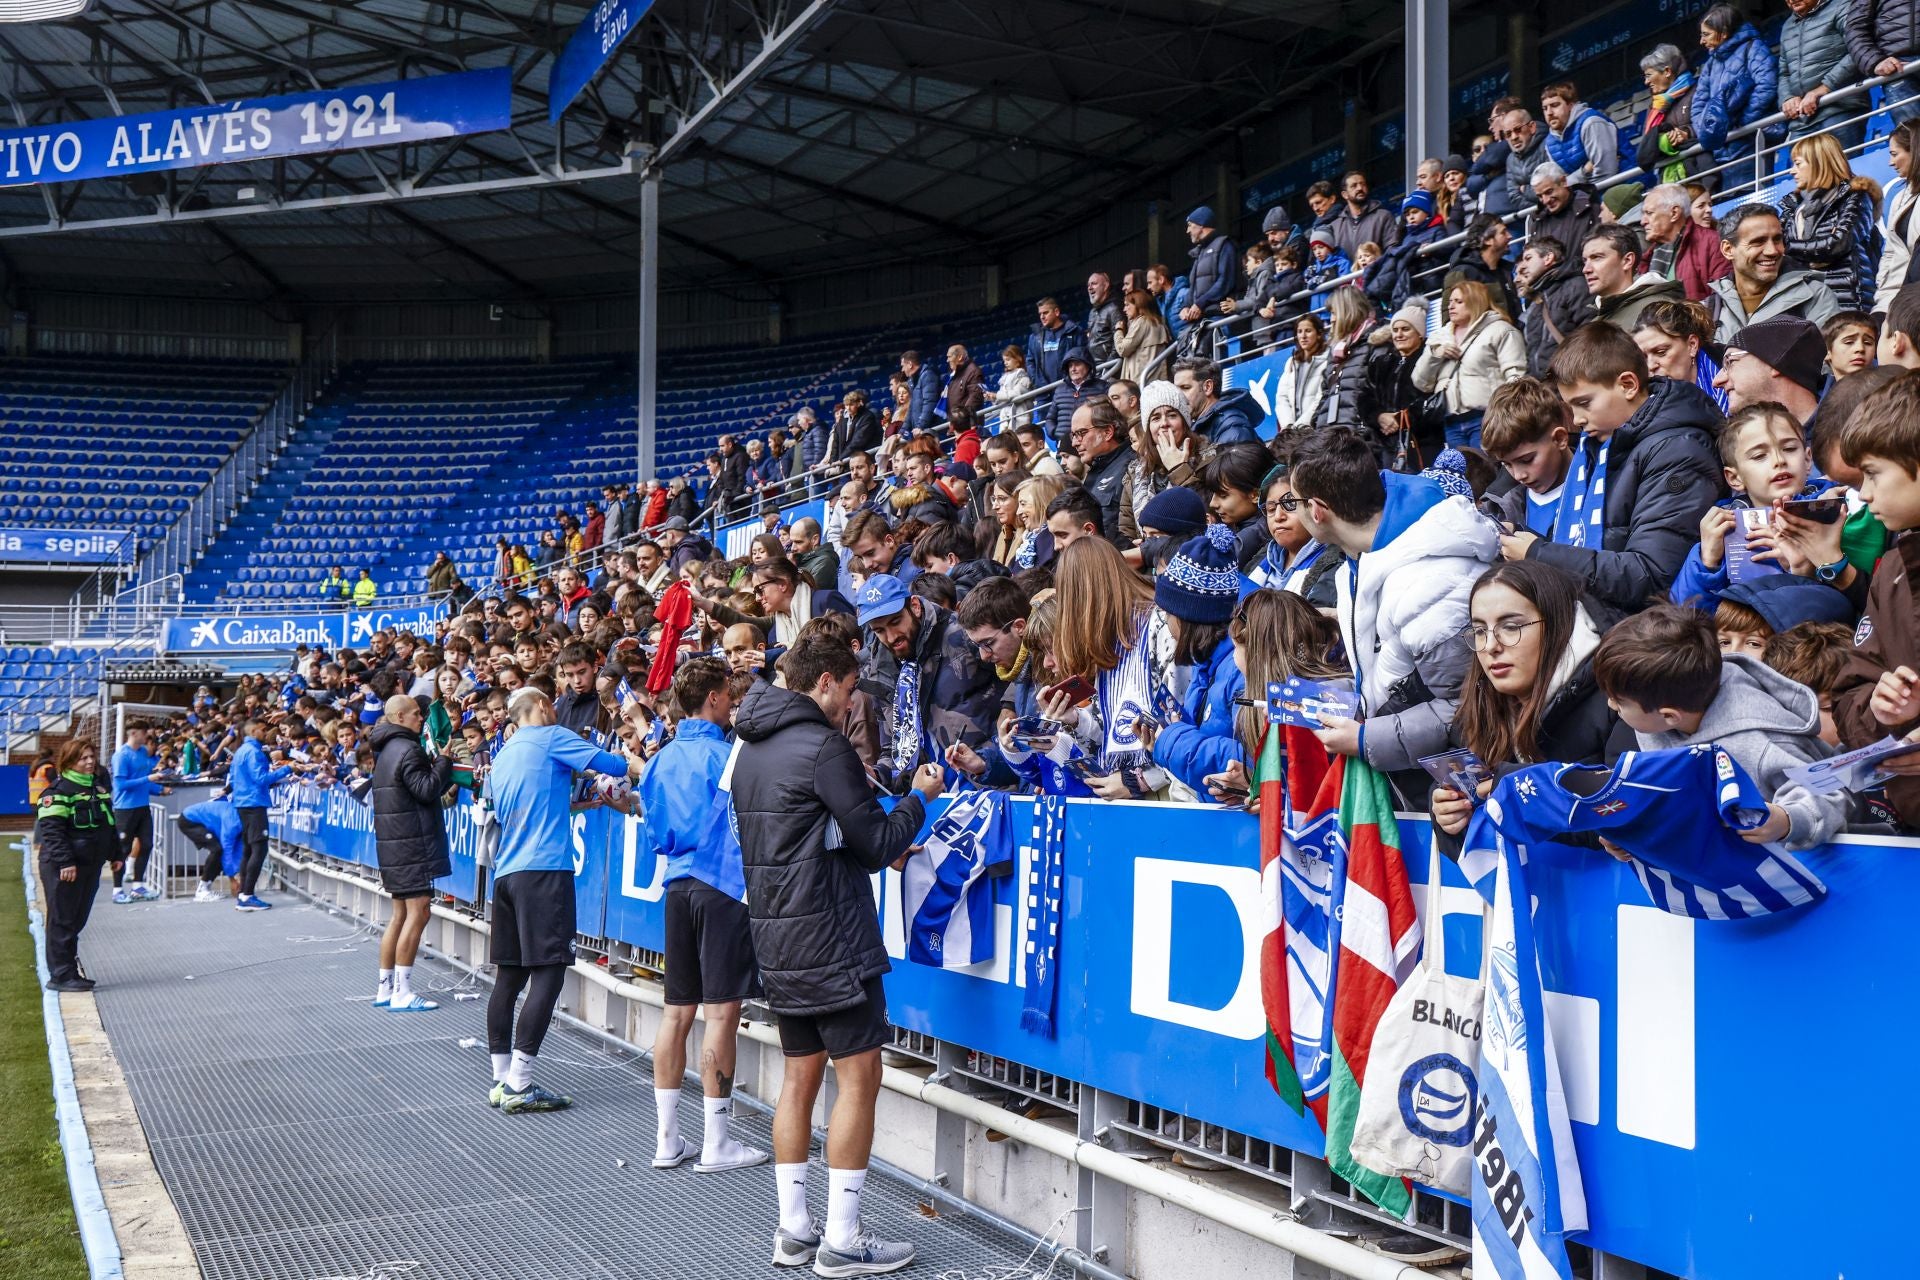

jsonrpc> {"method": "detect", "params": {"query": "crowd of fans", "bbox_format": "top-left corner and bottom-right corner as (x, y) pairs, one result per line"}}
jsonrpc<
(140, 2), (1920, 860)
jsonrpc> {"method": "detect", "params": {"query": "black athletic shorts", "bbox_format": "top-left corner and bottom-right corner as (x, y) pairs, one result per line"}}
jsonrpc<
(378, 853), (449, 899)
(490, 869), (577, 968)
(776, 976), (889, 1061)
(663, 879), (760, 1006)
(115, 806), (152, 860)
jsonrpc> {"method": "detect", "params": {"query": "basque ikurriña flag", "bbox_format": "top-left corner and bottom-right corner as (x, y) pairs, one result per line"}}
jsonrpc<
(1324, 755), (1420, 1216)
(1470, 824), (1589, 1280)
(1258, 723), (1341, 1122)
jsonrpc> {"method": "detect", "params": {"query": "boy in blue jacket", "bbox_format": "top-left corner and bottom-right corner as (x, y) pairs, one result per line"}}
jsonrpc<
(1669, 402), (1826, 614)
(177, 794), (242, 902)
(1147, 525), (1248, 795)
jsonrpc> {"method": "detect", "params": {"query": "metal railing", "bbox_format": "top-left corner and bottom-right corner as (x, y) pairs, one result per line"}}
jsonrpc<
(135, 326), (340, 592)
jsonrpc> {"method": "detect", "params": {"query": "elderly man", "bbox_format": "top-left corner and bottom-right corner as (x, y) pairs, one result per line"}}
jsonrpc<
(369, 694), (455, 1013)
(945, 344), (985, 456)
(1325, 170), (1400, 260)
(1068, 399), (1136, 545)
(1524, 161), (1601, 261)
(1085, 272), (1123, 365)
(1641, 182), (1731, 302)
(1499, 107), (1549, 210)
(1706, 204), (1844, 342)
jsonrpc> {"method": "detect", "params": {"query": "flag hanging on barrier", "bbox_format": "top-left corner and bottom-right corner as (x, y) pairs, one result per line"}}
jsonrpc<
(1260, 723), (1341, 1122)
(1325, 756), (1419, 1216)
(1472, 826), (1588, 1279)
(1021, 795), (1066, 1035)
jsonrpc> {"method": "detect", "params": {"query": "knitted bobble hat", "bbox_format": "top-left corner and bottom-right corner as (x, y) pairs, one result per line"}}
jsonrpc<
(1139, 380), (1189, 427)
(1155, 522), (1243, 625)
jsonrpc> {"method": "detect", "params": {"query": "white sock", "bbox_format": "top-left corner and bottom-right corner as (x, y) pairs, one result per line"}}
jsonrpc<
(490, 1052), (511, 1082)
(776, 1163), (811, 1237)
(377, 969), (393, 997)
(393, 965), (412, 999)
(507, 1050), (535, 1091)
(654, 1088), (682, 1153)
(825, 1167), (867, 1250)
(701, 1093), (736, 1160)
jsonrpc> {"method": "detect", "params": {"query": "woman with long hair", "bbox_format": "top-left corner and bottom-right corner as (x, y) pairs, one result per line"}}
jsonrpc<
(1875, 118), (1920, 314)
(1045, 536), (1170, 798)
(1196, 441), (1274, 572)
(1226, 588), (1347, 765)
(1778, 131), (1882, 311)
(1116, 288), (1171, 383)
(1273, 315), (1328, 430)
(426, 664), (462, 750)
(1011, 474), (1065, 570)
(1313, 286), (1383, 429)
(1119, 381), (1216, 544)
(983, 468), (1030, 566)
(1632, 298), (1726, 410)
(1689, 4), (1779, 173)
(748, 532), (785, 568)
(35, 737), (117, 991)
(1430, 561), (1631, 837)
(1413, 278), (1526, 449)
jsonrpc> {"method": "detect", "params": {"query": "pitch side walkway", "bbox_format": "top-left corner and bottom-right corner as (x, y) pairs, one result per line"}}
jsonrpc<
(77, 890), (1031, 1280)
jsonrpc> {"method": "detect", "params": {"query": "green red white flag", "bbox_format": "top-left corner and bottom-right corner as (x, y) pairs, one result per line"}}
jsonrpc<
(1325, 755), (1421, 1215)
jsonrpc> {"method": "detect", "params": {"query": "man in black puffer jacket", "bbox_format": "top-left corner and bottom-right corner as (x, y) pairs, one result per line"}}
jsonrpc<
(731, 634), (944, 1273)
(369, 695), (454, 1012)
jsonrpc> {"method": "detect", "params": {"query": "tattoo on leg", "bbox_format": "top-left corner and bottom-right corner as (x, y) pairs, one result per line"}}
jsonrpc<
(717, 1070), (734, 1098)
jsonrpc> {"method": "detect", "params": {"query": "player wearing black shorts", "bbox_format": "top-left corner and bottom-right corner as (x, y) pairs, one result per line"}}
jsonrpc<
(368, 695), (456, 1013)
(481, 688), (640, 1114)
(639, 659), (767, 1174)
(729, 631), (944, 1275)
(109, 722), (169, 903)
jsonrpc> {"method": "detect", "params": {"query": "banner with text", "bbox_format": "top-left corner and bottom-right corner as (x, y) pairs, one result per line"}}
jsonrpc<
(161, 601), (446, 654)
(0, 68), (510, 187)
(0, 526), (133, 565)
(269, 790), (1908, 1279)
(548, 0), (657, 122)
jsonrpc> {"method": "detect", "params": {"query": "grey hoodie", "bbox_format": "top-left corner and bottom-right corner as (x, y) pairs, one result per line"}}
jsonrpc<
(1634, 654), (1849, 848)
(1707, 268), (1844, 342)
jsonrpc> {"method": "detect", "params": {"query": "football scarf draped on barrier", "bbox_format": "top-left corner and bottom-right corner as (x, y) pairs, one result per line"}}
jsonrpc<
(1472, 831), (1588, 1280)
(901, 788), (1013, 968)
(1021, 795), (1066, 1035)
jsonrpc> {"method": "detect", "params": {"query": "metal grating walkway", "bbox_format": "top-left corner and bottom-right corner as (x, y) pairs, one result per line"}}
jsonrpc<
(78, 890), (1037, 1280)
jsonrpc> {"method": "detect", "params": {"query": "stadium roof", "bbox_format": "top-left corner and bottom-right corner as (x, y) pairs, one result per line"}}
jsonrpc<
(0, 0), (1404, 303)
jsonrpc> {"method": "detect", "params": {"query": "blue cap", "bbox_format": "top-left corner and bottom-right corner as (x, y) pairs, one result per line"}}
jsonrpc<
(1187, 205), (1216, 229)
(855, 574), (912, 626)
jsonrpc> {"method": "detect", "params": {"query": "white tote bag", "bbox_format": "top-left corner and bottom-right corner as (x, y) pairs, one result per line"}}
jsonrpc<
(1347, 844), (1485, 1197)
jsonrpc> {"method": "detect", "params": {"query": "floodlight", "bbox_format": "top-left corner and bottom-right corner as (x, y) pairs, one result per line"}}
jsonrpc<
(0, 0), (91, 21)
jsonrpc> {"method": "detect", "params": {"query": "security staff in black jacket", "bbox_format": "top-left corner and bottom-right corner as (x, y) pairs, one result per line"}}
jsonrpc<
(35, 739), (117, 992)
(730, 634), (943, 1272)
(368, 696), (455, 1012)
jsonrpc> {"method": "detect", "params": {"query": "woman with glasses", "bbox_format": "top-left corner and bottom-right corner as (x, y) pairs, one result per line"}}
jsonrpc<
(1429, 561), (1632, 839)
(1247, 447), (1338, 608)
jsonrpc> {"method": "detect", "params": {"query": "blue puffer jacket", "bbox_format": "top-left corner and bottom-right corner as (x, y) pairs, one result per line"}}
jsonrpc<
(1363, 221), (1446, 311)
(1151, 635), (1247, 796)
(906, 362), (944, 434)
(1692, 23), (1783, 163)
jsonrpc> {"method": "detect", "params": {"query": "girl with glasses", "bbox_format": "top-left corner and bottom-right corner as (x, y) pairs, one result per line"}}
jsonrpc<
(1430, 561), (1632, 838)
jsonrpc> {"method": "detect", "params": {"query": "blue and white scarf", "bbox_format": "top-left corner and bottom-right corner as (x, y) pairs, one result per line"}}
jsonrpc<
(1021, 795), (1067, 1036)
(1096, 617), (1156, 771)
(891, 659), (924, 775)
(1552, 435), (1609, 549)
(1013, 529), (1039, 570)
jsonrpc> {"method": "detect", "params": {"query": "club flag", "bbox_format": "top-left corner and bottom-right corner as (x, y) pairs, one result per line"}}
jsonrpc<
(901, 789), (1014, 969)
(1260, 723), (1343, 1123)
(1472, 827), (1588, 1280)
(1324, 756), (1420, 1216)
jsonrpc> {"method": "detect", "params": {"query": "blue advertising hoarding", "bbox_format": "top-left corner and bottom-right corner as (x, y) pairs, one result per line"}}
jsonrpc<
(548, 0), (657, 123)
(0, 527), (133, 565)
(0, 69), (510, 188)
(270, 788), (1912, 1278)
(161, 602), (446, 655)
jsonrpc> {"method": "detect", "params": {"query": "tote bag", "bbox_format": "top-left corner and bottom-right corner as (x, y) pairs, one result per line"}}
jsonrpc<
(1347, 844), (1485, 1196)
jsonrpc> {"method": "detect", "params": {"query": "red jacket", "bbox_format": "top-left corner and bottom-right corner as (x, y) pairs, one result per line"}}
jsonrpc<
(1672, 219), (1731, 302)
(643, 488), (669, 529)
(582, 512), (604, 550)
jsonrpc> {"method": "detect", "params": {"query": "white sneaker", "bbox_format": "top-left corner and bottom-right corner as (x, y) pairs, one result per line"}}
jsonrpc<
(194, 883), (219, 903)
(772, 1220), (822, 1268)
(694, 1138), (768, 1173)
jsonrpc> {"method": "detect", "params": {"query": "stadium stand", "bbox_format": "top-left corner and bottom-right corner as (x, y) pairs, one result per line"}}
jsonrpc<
(0, 355), (282, 556)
